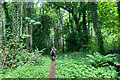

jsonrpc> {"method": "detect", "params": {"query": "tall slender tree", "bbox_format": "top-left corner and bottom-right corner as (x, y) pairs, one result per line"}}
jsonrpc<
(83, 5), (88, 50)
(17, 3), (20, 34)
(26, 1), (29, 50)
(0, 2), (2, 54)
(117, 1), (120, 53)
(91, 2), (104, 54)
(42, 2), (44, 15)
(20, 0), (23, 34)
(28, 2), (33, 52)
(59, 8), (64, 52)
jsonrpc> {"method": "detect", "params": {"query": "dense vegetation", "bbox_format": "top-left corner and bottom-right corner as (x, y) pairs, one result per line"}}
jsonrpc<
(0, 1), (120, 79)
(56, 52), (119, 78)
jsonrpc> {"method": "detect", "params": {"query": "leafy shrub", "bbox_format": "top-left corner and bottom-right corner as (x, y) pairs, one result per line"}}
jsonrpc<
(1, 55), (51, 78)
(30, 48), (51, 66)
(66, 31), (78, 52)
(56, 52), (118, 78)
(86, 52), (117, 68)
(2, 29), (31, 69)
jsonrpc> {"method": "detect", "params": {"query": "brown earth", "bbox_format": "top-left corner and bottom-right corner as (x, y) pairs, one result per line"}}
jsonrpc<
(48, 60), (56, 79)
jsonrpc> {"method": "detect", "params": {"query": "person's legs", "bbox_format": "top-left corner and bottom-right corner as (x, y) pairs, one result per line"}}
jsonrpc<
(52, 54), (55, 60)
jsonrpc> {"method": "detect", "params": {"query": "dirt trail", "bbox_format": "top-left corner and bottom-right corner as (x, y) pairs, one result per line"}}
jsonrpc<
(48, 60), (56, 79)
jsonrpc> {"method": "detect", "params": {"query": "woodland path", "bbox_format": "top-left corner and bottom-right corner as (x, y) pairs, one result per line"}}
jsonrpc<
(48, 60), (56, 79)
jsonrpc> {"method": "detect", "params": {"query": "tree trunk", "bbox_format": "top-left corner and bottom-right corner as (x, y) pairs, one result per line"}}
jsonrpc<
(73, 14), (80, 32)
(20, 0), (23, 34)
(12, 2), (17, 67)
(3, 2), (10, 29)
(56, 26), (59, 50)
(28, 2), (33, 52)
(0, 2), (2, 54)
(30, 24), (32, 52)
(83, 8), (88, 50)
(12, 3), (17, 34)
(26, 25), (29, 50)
(26, 1), (29, 50)
(69, 12), (71, 32)
(62, 35), (64, 52)
(91, 2), (104, 54)
(69, 12), (73, 32)
(3, 2), (12, 41)
(17, 3), (19, 34)
(42, 3), (44, 15)
(59, 8), (64, 52)
(117, 1), (120, 53)
(72, 13), (82, 50)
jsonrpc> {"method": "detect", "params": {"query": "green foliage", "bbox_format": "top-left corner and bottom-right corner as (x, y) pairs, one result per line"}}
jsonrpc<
(2, 28), (31, 69)
(33, 14), (54, 51)
(34, 47), (50, 55)
(66, 31), (78, 52)
(1, 2), (120, 79)
(20, 34), (31, 39)
(25, 17), (31, 20)
(1, 55), (51, 78)
(56, 52), (118, 78)
(102, 28), (118, 52)
(25, 17), (41, 25)
(86, 52), (118, 68)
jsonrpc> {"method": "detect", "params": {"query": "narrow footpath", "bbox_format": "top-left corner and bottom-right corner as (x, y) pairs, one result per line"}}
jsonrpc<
(48, 60), (56, 79)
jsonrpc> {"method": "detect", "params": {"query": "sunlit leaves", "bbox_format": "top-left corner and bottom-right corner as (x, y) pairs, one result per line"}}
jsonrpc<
(25, 17), (41, 25)
(25, 17), (31, 20)
(97, 2), (118, 28)
(20, 34), (31, 39)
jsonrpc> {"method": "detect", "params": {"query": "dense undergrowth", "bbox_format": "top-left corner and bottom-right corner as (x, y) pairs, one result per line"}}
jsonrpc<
(56, 51), (119, 78)
(1, 50), (120, 79)
(0, 54), (51, 79)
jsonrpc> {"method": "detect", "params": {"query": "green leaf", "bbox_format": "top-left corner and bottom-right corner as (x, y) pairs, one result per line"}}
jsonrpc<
(25, 17), (31, 20)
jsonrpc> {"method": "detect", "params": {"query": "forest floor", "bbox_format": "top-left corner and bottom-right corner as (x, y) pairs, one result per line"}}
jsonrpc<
(48, 60), (56, 78)
(0, 51), (119, 78)
(55, 52), (119, 78)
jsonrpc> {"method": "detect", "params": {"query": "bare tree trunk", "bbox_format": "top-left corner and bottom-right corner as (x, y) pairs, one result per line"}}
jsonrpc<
(30, 24), (32, 52)
(20, 0), (23, 34)
(26, 1), (29, 50)
(59, 8), (62, 50)
(28, 2), (33, 52)
(59, 8), (64, 52)
(26, 25), (29, 50)
(56, 25), (59, 50)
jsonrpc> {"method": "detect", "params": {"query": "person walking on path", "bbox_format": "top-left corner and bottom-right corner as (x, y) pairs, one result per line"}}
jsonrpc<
(50, 48), (56, 60)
